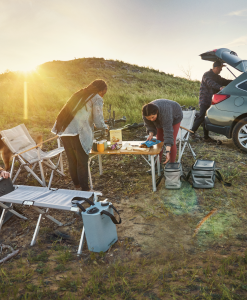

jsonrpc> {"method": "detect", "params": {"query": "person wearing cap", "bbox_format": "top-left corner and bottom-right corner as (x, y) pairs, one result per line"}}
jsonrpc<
(191, 61), (232, 142)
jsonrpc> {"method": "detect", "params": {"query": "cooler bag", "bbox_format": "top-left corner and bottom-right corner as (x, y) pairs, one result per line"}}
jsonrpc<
(191, 160), (215, 188)
(0, 177), (15, 224)
(164, 162), (183, 189)
(72, 197), (121, 253)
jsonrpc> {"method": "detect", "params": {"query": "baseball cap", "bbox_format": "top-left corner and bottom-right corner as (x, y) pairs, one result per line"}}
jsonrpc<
(213, 61), (225, 68)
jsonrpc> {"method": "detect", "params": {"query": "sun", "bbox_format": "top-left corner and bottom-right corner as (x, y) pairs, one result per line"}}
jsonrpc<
(18, 63), (38, 73)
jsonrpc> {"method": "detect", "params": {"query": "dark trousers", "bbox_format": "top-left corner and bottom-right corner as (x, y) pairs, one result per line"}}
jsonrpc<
(61, 136), (89, 191)
(191, 104), (210, 138)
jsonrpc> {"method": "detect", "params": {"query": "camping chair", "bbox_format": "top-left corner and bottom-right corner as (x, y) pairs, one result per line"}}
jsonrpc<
(0, 183), (101, 255)
(177, 110), (197, 162)
(0, 124), (65, 188)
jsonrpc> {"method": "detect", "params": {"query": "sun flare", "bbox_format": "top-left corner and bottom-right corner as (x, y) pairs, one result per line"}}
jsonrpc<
(18, 63), (38, 73)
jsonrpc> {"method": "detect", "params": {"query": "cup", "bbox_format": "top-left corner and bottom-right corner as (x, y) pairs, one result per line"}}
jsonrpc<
(93, 141), (98, 152)
(101, 139), (108, 150)
(97, 142), (104, 152)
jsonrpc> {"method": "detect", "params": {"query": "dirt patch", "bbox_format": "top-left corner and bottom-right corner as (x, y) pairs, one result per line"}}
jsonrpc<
(1, 127), (247, 299)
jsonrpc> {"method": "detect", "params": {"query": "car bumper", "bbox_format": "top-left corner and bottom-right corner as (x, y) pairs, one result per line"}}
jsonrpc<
(205, 117), (231, 138)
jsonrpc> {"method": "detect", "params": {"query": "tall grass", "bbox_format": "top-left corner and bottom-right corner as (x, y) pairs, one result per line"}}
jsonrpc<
(0, 58), (200, 134)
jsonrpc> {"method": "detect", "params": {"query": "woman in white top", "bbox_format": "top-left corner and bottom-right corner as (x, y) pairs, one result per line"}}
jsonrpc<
(52, 80), (108, 191)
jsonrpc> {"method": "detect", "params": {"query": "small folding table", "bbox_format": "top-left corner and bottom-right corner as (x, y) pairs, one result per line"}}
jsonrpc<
(88, 141), (164, 192)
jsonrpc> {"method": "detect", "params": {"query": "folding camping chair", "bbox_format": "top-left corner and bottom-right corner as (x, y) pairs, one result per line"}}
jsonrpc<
(177, 110), (197, 162)
(0, 124), (65, 188)
(0, 183), (101, 255)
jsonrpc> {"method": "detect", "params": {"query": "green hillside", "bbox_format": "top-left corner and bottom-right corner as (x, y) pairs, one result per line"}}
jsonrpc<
(0, 58), (200, 134)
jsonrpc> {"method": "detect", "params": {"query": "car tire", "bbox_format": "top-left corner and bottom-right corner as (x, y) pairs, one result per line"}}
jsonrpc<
(232, 117), (247, 153)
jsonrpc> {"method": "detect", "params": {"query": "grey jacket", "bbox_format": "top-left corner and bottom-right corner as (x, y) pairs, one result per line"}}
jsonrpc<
(143, 99), (183, 147)
(52, 94), (107, 155)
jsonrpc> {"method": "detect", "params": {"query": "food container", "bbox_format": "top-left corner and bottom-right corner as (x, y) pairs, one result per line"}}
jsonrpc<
(97, 141), (105, 152)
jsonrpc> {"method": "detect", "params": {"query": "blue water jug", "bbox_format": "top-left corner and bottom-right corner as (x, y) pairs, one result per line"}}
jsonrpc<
(72, 197), (121, 252)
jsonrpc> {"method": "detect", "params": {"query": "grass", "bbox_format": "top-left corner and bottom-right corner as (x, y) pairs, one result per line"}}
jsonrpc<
(0, 57), (200, 136)
(1, 58), (247, 299)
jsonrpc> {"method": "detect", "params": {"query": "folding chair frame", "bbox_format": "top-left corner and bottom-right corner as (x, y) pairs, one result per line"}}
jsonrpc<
(5, 136), (65, 189)
(177, 110), (197, 163)
(0, 189), (101, 255)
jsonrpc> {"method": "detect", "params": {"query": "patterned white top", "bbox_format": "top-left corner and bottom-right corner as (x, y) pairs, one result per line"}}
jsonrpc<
(52, 94), (107, 155)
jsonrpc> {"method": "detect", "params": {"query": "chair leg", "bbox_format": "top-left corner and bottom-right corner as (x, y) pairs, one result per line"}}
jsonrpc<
(188, 143), (196, 160)
(12, 166), (23, 183)
(38, 161), (46, 187)
(0, 203), (28, 221)
(59, 153), (64, 175)
(32, 207), (63, 226)
(24, 165), (46, 186)
(57, 138), (64, 175)
(31, 213), (42, 246)
(0, 208), (7, 231)
(10, 156), (15, 179)
(27, 163), (37, 177)
(77, 227), (86, 255)
(48, 170), (54, 189)
(44, 160), (65, 177)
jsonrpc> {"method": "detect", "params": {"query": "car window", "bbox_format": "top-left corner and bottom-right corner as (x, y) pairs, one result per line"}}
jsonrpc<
(237, 80), (247, 92)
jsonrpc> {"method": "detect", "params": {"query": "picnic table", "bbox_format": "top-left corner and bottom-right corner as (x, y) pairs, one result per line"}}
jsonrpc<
(89, 141), (164, 192)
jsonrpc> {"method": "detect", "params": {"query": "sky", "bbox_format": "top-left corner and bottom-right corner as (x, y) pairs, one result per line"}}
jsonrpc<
(1, 0), (247, 80)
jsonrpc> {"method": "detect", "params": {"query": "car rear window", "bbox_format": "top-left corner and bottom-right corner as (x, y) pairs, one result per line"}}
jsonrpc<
(237, 80), (247, 92)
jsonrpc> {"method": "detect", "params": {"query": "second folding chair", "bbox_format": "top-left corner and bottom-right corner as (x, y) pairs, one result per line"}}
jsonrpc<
(177, 110), (197, 162)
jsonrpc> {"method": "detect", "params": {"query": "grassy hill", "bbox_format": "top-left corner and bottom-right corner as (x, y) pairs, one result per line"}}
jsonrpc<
(0, 57), (200, 135)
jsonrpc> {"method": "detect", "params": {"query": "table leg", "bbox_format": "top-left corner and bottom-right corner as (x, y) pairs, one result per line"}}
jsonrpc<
(157, 154), (161, 176)
(98, 155), (103, 175)
(150, 155), (156, 192)
(88, 159), (93, 190)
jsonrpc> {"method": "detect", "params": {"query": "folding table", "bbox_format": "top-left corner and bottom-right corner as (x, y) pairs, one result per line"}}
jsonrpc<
(88, 141), (164, 192)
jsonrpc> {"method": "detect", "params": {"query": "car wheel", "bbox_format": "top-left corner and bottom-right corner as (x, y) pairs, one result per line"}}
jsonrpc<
(232, 117), (247, 153)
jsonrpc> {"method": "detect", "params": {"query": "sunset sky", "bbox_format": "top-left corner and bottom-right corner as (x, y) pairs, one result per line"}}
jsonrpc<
(1, 0), (247, 80)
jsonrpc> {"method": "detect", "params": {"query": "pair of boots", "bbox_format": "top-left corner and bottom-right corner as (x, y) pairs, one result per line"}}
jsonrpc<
(191, 133), (222, 144)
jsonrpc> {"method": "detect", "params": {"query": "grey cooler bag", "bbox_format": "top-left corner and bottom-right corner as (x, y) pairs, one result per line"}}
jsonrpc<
(191, 160), (215, 188)
(164, 163), (183, 189)
(72, 197), (121, 253)
(187, 160), (231, 189)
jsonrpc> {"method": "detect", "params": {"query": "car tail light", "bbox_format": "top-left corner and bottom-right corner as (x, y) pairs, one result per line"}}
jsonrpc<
(212, 94), (230, 105)
(213, 49), (217, 52)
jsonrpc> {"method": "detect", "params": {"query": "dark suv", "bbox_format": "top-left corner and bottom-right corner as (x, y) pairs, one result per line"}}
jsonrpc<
(200, 48), (247, 152)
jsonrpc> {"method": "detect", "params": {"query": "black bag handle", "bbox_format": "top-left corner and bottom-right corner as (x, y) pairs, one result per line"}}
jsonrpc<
(71, 196), (95, 212)
(100, 204), (122, 224)
(185, 169), (192, 182)
(215, 170), (231, 187)
(156, 174), (164, 187)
